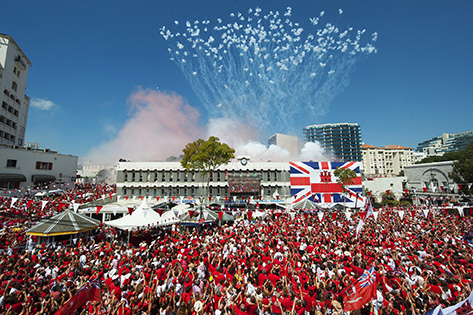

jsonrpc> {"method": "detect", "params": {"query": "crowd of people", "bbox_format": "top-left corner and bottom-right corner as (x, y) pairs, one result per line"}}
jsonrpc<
(0, 183), (115, 254)
(0, 183), (472, 315)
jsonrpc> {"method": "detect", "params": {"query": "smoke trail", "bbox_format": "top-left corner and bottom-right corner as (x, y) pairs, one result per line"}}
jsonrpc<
(86, 88), (202, 163)
(161, 7), (377, 136)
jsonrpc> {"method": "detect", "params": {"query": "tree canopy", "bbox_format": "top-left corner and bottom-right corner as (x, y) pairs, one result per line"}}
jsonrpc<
(416, 151), (462, 164)
(450, 141), (473, 187)
(334, 167), (357, 195)
(181, 136), (235, 198)
(333, 167), (357, 209)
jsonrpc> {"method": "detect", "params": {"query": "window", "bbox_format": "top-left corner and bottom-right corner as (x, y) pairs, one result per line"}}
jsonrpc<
(35, 161), (53, 170)
(11, 81), (18, 92)
(6, 159), (17, 168)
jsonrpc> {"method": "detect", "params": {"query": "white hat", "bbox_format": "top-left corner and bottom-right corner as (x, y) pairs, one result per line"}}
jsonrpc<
(194, 301), (203, 312)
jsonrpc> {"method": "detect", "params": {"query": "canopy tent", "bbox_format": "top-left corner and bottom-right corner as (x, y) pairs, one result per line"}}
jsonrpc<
(26, 209), (101, 244)
(27, 209), (100, 236)
(251, 210), (267, 218)
(180, 208), (234, 226)
(293, 197), (320, 210)
(105, 198), (180, 230)
(330, 203), (346, 211)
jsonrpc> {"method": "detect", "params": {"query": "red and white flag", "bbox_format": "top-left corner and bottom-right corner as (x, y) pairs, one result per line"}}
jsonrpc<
(339, 267), (377, 312)
(54, 280), (101, 315)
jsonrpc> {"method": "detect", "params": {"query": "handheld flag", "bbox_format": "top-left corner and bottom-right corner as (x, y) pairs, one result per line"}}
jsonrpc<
(340, 267), (377, 312)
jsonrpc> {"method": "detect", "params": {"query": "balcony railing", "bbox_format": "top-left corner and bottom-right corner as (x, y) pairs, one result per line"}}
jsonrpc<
(14, 56), (27, 70)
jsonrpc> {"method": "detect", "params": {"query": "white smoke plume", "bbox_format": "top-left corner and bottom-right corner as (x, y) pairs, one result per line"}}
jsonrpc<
(85, 88), (202, 164)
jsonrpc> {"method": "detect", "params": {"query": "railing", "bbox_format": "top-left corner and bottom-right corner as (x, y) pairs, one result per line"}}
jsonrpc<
(15, 56), (27, 70)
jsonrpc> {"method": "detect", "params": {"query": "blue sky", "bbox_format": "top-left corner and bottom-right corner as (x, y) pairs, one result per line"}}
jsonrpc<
(3, 0), (473, 161)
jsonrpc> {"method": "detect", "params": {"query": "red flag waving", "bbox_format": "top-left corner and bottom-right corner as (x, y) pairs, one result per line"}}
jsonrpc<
(55, 280), (101, 315)
(339, 267), (377, 312)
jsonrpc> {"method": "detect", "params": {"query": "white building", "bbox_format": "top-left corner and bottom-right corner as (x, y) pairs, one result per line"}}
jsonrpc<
(0, 34), (31, 146)
(115, 159), (367, 209)
(77, 161), (117, 185)
(0, 145), (78, 189)
(404, 161), (455, 194)
(362, 144), (414, 176)
(416, 131), (473, 156)
(267, 133), (302, 156)
(116, 159), (291, 202)
(363, 177), (407, 202)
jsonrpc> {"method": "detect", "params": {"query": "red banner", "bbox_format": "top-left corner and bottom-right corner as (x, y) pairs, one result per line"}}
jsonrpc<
(54, 280), (101, 315)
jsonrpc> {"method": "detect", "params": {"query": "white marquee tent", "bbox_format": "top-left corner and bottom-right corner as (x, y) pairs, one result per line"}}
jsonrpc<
(105, 198), (181, 230)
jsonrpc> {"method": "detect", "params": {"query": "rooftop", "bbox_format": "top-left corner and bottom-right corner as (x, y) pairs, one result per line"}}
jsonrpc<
(362, 144), (413, 150)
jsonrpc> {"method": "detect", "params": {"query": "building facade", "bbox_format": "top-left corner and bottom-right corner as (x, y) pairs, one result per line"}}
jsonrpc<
(416, 131), (473, 156)
(404, 161), (456, 194)
(303, 123), (362, 161)
(0, 145), (78, 189)
(443, 130), (473, 153)
(267, 133), (302, 156)
(116, 160), (292, 201)
(0, 34), (31, 146)
(362, 144), (414, 176)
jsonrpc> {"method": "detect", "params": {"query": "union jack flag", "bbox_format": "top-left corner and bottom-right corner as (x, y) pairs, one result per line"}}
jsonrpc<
(359, 267), (376, 288)
(290, 161), (363, 206)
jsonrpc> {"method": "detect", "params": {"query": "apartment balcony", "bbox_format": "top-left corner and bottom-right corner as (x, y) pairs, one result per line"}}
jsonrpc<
(14, 56), (27, 71)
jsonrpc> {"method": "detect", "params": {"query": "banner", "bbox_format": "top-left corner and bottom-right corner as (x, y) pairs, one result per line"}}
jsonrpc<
(290, 161), (362, 205)
(54, 280), (101, 315)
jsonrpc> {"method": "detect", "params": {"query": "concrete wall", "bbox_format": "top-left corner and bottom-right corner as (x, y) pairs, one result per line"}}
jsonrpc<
(404, 161), (455, 193)
(0, 146), (78, 188)
(363, 176), (407, 201)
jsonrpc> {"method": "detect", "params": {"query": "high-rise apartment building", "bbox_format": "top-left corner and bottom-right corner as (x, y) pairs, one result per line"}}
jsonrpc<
(303, 123), (362, 161)
(0, 34), (31, 146)
(416, 130), (473, 156)
(268, 133), (302, 156)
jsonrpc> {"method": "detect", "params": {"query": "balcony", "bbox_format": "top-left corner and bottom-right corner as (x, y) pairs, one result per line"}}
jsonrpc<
(14, 56), (27, 71)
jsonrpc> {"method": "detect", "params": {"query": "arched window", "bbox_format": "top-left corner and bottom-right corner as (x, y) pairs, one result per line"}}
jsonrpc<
(11, 81), (18, 92)
(3, 89), (9, 97)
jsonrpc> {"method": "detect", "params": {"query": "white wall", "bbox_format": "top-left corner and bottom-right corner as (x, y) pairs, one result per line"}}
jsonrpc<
(0, 146), (78, 188)
(363, 176), (407, 201)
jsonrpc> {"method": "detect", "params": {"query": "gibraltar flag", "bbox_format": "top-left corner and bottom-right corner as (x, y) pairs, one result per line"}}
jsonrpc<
(339, 267), (377, 312)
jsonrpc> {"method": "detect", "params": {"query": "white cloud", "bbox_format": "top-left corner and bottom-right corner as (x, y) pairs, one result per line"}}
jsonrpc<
(30, 98), (57, 111)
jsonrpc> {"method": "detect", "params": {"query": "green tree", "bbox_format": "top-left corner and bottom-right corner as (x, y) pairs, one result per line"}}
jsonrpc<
(181, 136), (235, 201)
(416, 151), (462, 164)
(380, 191), (399, 207)
(450, 141), (473, 193)
(334, 167), (357, 209)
